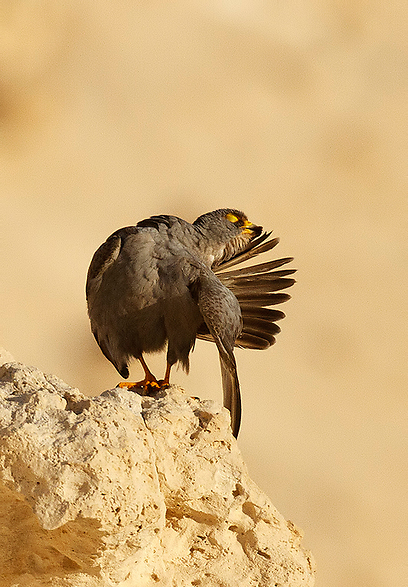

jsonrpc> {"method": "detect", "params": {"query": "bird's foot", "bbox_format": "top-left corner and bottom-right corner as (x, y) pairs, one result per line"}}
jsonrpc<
(156, 362), (172, 390)
(117, 378), (161, 396)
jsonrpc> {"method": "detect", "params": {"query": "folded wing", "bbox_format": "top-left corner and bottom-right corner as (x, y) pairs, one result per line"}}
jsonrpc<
(190, 267), (243, 438)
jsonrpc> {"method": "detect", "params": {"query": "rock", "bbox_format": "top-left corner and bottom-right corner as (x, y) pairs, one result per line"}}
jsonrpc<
(0, 347), (15, 365)
(0, 358), (315, 587)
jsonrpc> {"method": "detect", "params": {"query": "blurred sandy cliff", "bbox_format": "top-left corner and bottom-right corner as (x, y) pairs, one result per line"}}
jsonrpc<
(0, 2), (407, 586)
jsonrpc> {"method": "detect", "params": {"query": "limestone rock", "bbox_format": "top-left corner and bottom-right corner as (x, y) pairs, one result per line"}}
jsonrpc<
(0, 356), (315, 587)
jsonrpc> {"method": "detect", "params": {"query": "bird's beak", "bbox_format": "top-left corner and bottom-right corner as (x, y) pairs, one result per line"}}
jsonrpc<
(242, 219), (262, 237)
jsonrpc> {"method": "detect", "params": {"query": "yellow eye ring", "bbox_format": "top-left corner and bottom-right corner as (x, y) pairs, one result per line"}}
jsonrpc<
(226, 213), (239, 223)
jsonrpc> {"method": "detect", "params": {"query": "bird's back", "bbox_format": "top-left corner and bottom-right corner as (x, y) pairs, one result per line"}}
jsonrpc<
(86, 218), (204, 374)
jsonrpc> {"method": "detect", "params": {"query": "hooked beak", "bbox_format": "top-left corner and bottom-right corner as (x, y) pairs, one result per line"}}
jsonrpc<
(242, 219), (262, 237)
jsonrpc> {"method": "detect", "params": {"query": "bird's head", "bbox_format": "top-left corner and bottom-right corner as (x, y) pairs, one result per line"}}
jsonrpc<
(193, 208), (262, 266)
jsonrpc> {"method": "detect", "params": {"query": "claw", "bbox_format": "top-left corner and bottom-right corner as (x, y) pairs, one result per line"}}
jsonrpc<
(118, 378), (160, 396)
(117, 358), (173, 396)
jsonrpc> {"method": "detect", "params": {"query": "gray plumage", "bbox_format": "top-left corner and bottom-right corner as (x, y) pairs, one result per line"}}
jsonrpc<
(86, 208), (295, 438)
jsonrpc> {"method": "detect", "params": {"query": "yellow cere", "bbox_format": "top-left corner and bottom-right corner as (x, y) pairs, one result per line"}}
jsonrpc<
(242, 219), (255, 233)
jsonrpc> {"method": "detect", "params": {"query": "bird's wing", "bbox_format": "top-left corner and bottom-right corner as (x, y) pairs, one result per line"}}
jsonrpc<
(86, 228), (139, 378)
(190, 268), (242, 438)
(211, 230), (276, 270)
(86, 226), (139, 297)
(86, 234), (121, 296)
(196, 232), (296, 350)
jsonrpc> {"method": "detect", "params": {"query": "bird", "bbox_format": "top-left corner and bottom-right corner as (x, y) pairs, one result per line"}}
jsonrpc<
(86, 208), (295, 438)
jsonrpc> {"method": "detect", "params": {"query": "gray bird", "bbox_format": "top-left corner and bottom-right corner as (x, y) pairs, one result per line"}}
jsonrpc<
(86, 209), (295, 438)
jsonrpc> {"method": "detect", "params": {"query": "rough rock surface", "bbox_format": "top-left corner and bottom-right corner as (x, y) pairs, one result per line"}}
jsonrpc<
(0, 351), (315, 587)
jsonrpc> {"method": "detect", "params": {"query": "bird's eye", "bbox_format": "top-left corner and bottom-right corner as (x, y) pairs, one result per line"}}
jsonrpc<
(226, 213), (239, 223)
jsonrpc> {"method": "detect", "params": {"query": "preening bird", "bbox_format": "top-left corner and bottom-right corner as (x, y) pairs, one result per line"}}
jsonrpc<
(86, 208), (295, 438)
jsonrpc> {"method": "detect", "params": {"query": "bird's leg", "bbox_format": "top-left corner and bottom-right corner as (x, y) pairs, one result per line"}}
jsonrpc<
(158, 362), (172, 388)
(117, 355), (160, 395)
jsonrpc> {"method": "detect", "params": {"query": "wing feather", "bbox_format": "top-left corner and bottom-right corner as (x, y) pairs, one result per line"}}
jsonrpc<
(196, 231), (296, 350)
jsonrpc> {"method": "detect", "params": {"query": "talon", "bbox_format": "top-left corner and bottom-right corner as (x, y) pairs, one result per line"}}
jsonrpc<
(143, 380), (161, 396)
(117, 377), (160, 395)
(116, 358), (173, 396)
(147, 380), (160, 388)
(115, 355), (164, 395)
(117, 381), (140, 389)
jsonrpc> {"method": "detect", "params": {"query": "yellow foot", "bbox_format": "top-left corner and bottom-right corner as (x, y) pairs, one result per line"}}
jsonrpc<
(117, 379), (161, 396)
(157, 379), (170, 389)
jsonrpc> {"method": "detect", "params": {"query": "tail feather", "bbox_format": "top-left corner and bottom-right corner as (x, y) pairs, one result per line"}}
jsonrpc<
(220, 352), (241, 439)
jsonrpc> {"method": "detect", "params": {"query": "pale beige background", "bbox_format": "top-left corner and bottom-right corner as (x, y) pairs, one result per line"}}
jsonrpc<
(1, 2), (407, 585)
